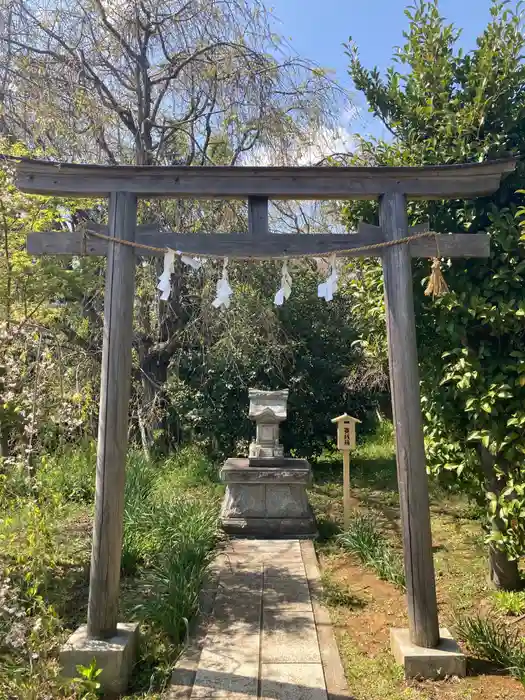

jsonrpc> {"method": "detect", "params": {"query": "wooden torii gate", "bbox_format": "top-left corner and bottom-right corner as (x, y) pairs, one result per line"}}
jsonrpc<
(14, 158), (515, 660)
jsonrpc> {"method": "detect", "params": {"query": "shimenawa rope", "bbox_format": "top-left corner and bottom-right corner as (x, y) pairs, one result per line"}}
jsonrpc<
(80, 227), (449, 297)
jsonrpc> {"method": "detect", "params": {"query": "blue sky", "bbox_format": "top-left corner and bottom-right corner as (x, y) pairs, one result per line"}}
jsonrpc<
(270, 0), (496, 138)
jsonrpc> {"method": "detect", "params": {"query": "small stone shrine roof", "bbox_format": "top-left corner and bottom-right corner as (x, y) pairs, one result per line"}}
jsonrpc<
(248, 389), (288, 420)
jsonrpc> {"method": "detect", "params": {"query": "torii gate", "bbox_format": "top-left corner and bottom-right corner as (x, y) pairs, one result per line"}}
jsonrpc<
(13, 157), (515, 688)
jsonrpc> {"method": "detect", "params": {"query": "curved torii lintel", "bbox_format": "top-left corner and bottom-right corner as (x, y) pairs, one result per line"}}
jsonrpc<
(8, 156), (517, 199)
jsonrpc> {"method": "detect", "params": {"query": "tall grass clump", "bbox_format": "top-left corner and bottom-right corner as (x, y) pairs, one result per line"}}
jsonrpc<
(492, 590), (525, 617)
(337, 510), (405, 589)
(120, 451), (160, 574)
(454, 613), (525, 685)
(137, 499), (219, 642)
(121, 447), (220, 574)
(121, 446), (221, 642)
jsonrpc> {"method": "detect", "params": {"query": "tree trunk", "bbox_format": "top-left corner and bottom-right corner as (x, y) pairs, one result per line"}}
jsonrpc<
(136, 258), (188, 453)
(478, 445), (522, 590)
(0, 424), (8, 461)
(137, 406), (151, 461)
(139, 353), (170, 453)
(489, 544), (521, 590)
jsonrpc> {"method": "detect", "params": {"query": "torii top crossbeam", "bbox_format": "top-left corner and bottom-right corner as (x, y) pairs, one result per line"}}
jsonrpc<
(13, 156), (516, 199)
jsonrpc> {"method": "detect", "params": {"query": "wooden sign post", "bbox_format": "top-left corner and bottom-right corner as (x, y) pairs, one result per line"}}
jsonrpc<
(332, 414), (360, 529)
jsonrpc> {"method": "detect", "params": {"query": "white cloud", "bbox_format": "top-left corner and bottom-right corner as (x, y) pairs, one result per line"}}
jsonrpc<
(242, 110), (356, 167)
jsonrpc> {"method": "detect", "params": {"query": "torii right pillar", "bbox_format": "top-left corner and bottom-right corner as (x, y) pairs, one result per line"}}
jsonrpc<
(380, 192), (466, 679)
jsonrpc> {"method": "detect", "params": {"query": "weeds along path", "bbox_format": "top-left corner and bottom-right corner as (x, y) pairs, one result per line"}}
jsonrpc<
(0, 445), (222, 698)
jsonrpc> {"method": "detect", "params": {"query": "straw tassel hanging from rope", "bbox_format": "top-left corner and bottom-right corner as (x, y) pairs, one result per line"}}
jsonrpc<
(424, 259), (449, 298)
(424, 235), (449, 298)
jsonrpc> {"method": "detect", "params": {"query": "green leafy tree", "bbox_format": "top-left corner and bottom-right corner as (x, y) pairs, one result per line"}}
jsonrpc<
(163, 261), (371, 459)
(0, 142), (102, 462)
(344, 0), (525, 588)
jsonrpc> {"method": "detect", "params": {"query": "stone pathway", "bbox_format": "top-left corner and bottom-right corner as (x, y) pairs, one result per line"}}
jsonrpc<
(170, 539), (349, 700)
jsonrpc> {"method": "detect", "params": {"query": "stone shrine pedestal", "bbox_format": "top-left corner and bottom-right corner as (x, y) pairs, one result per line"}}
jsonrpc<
(220, 457), (316, 538)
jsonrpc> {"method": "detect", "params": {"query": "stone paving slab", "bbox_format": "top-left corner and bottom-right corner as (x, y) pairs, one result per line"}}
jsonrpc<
(260, 664), (327, 700)
(169, 540), (350, 700)
(263, 576), (311, 611)
(264, 561), (306, 578)
(262, 609), (320, 664)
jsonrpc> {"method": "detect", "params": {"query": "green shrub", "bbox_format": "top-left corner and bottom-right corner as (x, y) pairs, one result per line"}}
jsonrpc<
(454, 613), (525, 684)
(0, 462), (31, 505)
(356, 421), (394, 460)
(37, 441), (96, 503)
(337, 511), (405, 589)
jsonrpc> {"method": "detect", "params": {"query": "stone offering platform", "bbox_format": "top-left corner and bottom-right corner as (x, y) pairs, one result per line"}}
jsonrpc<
(169, 539), (349, 700)
(220, 459), (316, 538)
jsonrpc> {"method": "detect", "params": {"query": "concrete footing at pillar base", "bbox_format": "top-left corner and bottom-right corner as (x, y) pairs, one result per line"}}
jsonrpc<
(60, 622), (140, 695)
(390, 628), (466, 680)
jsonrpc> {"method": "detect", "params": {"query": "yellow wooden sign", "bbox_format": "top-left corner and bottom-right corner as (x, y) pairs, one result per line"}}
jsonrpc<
(331, 413), (360, 528)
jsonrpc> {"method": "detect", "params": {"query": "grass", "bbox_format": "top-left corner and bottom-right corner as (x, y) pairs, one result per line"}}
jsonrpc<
(320, 571), (367, 609)
(37, 439), (97, 503)
(132, 497), (220, 641)
(454, 613), (525, 684)
(492, 590), (525, 616)
(337, 510), (405, 589)
(0, 443), (222, 698)
(337, 634), (420, 700)
(122, 447), (221, 575)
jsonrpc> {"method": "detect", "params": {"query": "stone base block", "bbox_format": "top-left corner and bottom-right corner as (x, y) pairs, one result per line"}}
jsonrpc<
(220, 458), (316, 538)
(60, 623), (139, 695)
(221, 513), (317, 538)
(390, 628), (466, 680)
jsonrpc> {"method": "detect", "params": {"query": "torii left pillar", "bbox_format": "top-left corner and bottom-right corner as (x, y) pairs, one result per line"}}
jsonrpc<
(60, 192), (140, 695)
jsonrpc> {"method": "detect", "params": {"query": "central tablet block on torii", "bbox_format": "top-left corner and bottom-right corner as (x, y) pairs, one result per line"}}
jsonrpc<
(220, 388), (316, 537)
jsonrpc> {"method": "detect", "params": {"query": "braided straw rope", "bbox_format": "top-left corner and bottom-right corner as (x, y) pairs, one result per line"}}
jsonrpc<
(83, 227), (438, 259)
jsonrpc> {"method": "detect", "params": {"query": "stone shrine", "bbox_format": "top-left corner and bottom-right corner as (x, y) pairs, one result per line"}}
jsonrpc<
(248, 388), (287, 458)
(220, 388), (316, 537)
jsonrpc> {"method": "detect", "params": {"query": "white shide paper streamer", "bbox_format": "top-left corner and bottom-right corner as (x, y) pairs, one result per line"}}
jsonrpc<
(157, 248), (203, 301)
(274, 259), (292, 306)
(179, 252), (202, 270)
(317, 253), (339, 302)
(212, 257), (233, 309)
(157, 249), (176, 301)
